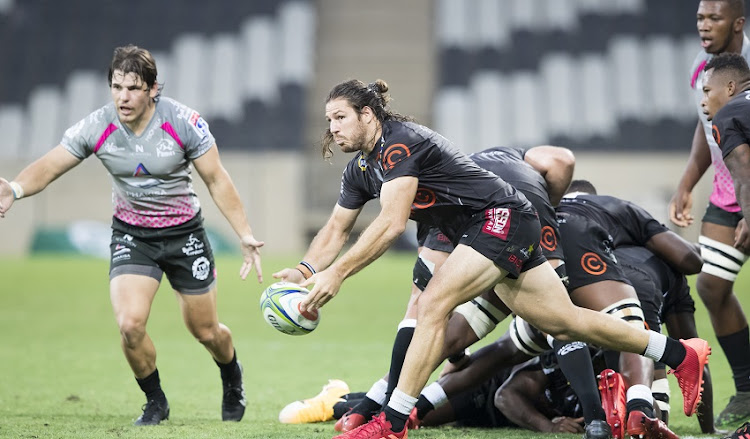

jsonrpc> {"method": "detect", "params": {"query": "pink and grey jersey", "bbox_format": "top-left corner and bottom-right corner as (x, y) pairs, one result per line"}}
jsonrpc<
(689, 34), (750, 213)
(61, 97), (215, 228)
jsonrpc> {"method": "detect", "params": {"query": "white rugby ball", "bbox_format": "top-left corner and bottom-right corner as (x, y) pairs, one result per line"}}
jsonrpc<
(259, 282), (320, 335)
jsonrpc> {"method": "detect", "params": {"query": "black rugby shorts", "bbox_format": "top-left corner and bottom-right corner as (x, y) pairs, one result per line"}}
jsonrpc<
(557, 211), (630, 291)
(109, 214), (216, 295)
(458, 207), (546, 279)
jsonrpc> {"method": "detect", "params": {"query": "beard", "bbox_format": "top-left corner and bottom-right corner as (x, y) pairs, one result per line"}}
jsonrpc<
(338, 121), (372, 154)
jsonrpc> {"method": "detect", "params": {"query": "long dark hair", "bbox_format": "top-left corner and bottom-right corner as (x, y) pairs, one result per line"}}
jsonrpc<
(108, 45), (162, 100)
(321, 79), (412, 158)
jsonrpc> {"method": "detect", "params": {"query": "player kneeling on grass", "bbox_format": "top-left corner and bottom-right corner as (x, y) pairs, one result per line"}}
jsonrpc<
(0, 45), (264, 426)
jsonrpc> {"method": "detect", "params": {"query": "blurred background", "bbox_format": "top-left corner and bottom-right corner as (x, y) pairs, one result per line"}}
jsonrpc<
(0, 0), (721, 256)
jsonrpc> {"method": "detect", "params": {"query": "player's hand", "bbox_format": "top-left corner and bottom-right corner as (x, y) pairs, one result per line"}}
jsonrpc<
(299, 268), (343, 313)
(272, 267), (307, 285)
(0, 178), (15, 219)
(548, 416), (584, 433)
(239, 234), (264, 282)
(668, 190), (694, 227)
(735, 218), (750, 253)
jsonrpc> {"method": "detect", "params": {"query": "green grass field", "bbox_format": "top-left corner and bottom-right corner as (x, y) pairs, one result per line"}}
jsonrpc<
(0, 252), (746, 438)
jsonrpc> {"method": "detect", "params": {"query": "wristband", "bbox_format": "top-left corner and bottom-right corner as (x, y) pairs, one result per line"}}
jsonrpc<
(9, 181), (24, 200)
(296, 260), (316, 280)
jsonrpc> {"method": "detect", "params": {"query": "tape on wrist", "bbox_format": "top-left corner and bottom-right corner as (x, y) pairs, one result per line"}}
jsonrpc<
(296, 261), (316, 279)
(9, 181), (24, 199)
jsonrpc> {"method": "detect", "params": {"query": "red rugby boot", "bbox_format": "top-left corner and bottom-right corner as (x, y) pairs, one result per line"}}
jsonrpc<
(332, 412), (407, 439)
(669, 338), (711, 416)
(598, 369), (626, 439)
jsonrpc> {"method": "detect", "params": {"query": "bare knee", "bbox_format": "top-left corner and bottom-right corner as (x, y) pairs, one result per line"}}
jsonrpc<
(118, 318), (147, 348)
(416, 291), (454, 327)
(696, 274), (734, 310)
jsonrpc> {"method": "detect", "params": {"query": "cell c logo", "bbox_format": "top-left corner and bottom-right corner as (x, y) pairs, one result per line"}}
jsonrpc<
(413, 188), (436, 209)
(581, 252), (607, 275)
(712, 124), (720, 145)
(382, 144), (411, 170)
(540, 226), (557, 251)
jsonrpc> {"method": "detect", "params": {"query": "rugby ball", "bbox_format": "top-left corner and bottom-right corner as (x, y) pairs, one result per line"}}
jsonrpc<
(259, 282), (320, 335)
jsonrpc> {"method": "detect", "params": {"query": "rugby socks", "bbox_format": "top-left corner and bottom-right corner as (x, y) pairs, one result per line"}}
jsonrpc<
(215, 349), (241, 384)
(333, 393), (367, 418)
(136, 368), (167, 403)
(717, 326), (750, 391)
(626, 384), (655, 418)
(551, 339), (606, 423)
(353, 379), (388, 416)
(414, 382), (448, 420)
(643, 331), (686, 369)
(385, 389), (417, 432)
(384, 320), (416, 405)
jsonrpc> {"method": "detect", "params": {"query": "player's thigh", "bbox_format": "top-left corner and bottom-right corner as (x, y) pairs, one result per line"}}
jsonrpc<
(701, 221), (737, 245)
(110, 274), (161, 328)
(418, 244), (505, 319)
(494, 262), (576, 334)
(569, 280), (639, 312)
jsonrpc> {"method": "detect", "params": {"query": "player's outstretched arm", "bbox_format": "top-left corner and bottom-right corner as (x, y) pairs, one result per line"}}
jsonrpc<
(669, 121), (712, 227)
(193, 144), (264, 282)
(299, 176), (415, 312)
(273, 204), (362, 284)
(0, 145), (81, 218)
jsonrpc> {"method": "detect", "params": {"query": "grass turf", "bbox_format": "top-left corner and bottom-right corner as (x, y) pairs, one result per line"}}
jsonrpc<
(0, 252), (744, 438)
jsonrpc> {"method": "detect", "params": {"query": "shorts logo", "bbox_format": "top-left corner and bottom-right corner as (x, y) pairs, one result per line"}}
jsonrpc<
(540, 225), (557, 251)
(192, 256), (211, 280)
(412, 187), (436, 210)
(182, 233), (205, 256)
(581, 252), (607, 275)
(112, 244), (131, 262)
(381, 144), (410, 170)
(712, 124), (720, 145)
(482, 208), (511, 240)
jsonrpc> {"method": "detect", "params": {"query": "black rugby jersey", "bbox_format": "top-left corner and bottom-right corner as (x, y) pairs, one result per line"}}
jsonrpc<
(615, 245), (689, 306)
(711, 90), (750, 159)
(337, 120), (533, 242)
(469, 146), (550, 205)
(557, 194), (668, 246)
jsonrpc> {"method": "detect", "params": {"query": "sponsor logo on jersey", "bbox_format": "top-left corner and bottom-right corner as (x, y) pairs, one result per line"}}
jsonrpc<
(412, 188), (436, 210)
(482, 208), (511, 239)
(133, 163), (151, 177)
(156, 138), (177, 158)
(64, 119), (86, 139)
(189, 111), (209, 138)
(182, 233), (205, 256)
(130, 178), (161, 189)
(381, 144), (411, 170)
(102, 142), (124, 154)
(192, 256), (211, 280)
